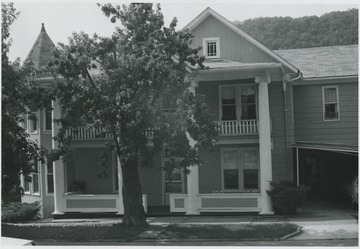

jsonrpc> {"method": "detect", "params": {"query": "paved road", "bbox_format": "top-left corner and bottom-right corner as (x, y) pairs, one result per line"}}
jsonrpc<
(36, 239), (358, 246)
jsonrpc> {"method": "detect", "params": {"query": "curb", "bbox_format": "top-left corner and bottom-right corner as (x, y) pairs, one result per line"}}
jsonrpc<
(279, 227), (302, 240)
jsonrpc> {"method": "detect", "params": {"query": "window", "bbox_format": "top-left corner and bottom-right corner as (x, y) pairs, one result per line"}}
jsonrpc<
(44, 101), (52, 133)
(27, 111), (38, 134)
(223, 150), (238, 189)
(220, 85), (257, 121)
(32, 160), (40, 195)
(240, 86), (256, 119)
(23, 176), (30, 194)
(221, 86), (236, 120)
(222, 148), (259, 192)
(203, 37), (220, 58)
(323, 86), (339, 120)
(46, 161), (54, 194)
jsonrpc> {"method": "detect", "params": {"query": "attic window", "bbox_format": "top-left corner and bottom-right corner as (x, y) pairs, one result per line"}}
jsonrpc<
(203, 37), (220, 59)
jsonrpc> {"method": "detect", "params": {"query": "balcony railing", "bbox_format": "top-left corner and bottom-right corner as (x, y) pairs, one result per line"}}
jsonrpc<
(216, 120), (258, 136)
(65, 126), (156, 141)
(66, 121), (258, 141)
(65, 127), (113, 140)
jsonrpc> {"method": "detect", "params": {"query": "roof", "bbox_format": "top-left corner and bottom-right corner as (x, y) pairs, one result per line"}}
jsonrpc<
(275, 45), (358, 79)
(184, 7), (299, 73)
(24, 23), (56, 70)
(292, 141), (358, 153)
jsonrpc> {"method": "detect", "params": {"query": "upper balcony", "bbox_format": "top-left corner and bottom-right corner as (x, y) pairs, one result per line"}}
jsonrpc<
(216, 120), (258, 136)
(65, 120), (258, 142)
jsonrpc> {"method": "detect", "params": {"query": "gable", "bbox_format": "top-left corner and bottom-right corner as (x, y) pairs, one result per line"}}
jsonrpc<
(191, 15), (277, 64)
(185, 8), (298, 74)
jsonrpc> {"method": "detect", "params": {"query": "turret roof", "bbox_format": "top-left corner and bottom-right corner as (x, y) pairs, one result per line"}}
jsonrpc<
(24, 23), (56, 70)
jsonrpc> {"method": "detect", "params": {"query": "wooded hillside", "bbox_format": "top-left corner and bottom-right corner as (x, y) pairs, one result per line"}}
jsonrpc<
(235, 8), (358, 50)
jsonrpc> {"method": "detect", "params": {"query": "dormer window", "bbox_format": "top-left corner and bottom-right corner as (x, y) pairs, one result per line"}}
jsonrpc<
(203, 37), (220, 59)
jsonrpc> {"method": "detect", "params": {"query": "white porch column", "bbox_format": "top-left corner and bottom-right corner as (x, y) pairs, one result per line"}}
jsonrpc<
(116, 156), (124, 215)
(186, 134), (200, 215)
(52, 98), (65, 215)
(255, 75), (274, 215)
(185, 78), (200, 215)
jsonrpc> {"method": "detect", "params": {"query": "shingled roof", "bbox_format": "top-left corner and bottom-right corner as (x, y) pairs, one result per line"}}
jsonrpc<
(24, 23), (56, 70)
(275, 45), (358, 79)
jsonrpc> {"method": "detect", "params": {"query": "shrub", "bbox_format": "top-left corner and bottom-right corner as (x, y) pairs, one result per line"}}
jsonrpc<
(1, 202), (41, 223)
(267, 181), (310, 215)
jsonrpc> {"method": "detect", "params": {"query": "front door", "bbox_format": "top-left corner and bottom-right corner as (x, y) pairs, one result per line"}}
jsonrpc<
(162, 161), (185, 205)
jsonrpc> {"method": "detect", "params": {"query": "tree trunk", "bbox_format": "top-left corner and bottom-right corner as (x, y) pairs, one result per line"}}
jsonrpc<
(120, 157), (147, 226)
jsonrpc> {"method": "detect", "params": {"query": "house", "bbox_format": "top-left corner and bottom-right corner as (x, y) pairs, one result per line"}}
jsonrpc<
(276, 45), (358, 198)
(20, 8), (358, 218)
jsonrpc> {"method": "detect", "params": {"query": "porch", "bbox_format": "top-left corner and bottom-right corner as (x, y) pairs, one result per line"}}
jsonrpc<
(170, 193), (262, 213)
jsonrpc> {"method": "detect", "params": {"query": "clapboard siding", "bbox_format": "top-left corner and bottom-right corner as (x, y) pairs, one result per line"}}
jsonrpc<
(268, 81), (293, 182)
(294, 81), (358, 145)
(190, 15), (278, 64)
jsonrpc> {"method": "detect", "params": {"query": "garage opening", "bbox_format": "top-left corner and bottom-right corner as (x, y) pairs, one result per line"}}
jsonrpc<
(294, 147), (358, 203)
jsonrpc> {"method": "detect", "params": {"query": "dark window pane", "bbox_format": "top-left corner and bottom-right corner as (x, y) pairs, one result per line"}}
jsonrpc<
(222, 106), (236, 120)
(222, 98), (235, 105)
(33, 174), (39, 193)
(165, 182), (182, 193)
(241, 104), (256, 119)
(45, 110), (52, 130)
(24, 180), (30, 192)
(244, 169), (258, 189)
(47, 175), (54, 193)
(325, 104), (338, 119)
(224, 169), (239, 189)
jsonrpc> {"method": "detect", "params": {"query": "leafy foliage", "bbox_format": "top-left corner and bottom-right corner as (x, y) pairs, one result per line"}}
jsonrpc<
(267, 181), (310, 215)
(50, 3), (217, 226)
(235, 9), (358, 50)
(1, 3), (53, 202)
(1, 202), (41, 223)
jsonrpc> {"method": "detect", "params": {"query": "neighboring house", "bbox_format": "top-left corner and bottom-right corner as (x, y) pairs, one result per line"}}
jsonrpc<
(276, 45), (358, 198)
(20, 8), (358, 218)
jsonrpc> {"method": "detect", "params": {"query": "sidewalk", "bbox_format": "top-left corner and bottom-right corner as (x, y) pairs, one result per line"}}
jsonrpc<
(40, 213), (358, 241)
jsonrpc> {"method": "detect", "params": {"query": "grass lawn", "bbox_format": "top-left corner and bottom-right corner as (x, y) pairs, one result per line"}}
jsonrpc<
(2, 222), (298, 242)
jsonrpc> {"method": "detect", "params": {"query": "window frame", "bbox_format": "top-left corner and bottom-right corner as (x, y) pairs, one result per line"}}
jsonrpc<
(43, 100), (52, 134)
(27, 110), (39, 135)
(322, 86), (340, 121)
(203, 37), (220, 59)
(221, 148), (260, 193)
(219, 84), (258, 121)
(45, 161), (54, 196)
(22, 174), (31, 195)
(112, 152), (119, 193)
(31, 160), (41, 196)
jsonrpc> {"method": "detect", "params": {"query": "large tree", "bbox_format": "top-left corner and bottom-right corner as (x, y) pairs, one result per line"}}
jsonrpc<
(51, 3), (217, 226)
(2, 3), (50, 202)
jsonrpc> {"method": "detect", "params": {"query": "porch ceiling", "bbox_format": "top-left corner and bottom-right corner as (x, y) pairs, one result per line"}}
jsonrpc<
(196, 60), (284, 81)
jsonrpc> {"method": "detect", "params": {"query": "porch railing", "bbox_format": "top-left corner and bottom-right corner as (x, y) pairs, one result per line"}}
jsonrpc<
(65, 127), (113, 140)
(65, 126), (157, 141)
(216, 120), (258, 136)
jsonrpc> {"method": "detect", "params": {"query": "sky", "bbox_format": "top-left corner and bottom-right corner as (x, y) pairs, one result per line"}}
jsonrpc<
(7, 0), (359, 63)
